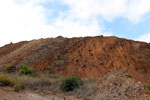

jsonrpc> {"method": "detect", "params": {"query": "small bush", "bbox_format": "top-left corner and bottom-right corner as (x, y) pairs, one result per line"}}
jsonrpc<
(0, 75), (14, 86)
(61, 77), (81, 91)
(19, 65), (36, 76)
(146, 84), (150, 90)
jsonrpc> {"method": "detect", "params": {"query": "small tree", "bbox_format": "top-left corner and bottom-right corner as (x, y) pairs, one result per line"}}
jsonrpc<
(61, 77), (81, 91)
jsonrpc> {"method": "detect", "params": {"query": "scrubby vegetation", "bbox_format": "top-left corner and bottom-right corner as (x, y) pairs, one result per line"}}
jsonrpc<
(0, 64), (16, 73)
(146, 84), (150, 90)
(61, 77), (82, 91)
(0, 74), (14, 86)
(13, 81), (24, 92)
(3, 64), (12, 72)
(19, 65), (36, 76)
(0, 74), (24, 91)
(0, 72), (63, 93)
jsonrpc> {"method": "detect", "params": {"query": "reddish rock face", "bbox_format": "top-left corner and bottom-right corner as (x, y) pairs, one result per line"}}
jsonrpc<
(63, 37), (150, 83)
(0, 36), (150, 83)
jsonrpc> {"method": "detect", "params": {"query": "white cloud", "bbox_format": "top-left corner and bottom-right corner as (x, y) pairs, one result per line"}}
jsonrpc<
(1, 0), (150, 46)
(0, 0), (105, 47)
(46, 18), (103, 37)
(137, 33), (150, 43)
(124, 0), (150, 23)
(0, 0), (48, 46)
(62, 0), (150, 23)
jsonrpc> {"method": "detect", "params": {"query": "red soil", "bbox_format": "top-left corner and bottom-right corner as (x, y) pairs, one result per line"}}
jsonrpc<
(0, 36), (150, 83)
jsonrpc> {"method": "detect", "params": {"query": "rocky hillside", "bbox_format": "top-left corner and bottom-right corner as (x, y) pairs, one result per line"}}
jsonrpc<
(0, 36), (150, 83)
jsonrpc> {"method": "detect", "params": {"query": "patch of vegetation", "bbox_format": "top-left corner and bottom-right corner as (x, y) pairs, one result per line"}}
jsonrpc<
(0, 71), (99, 100)
(146, 84), (150, 90)
(61, 77), (82, 91)
(5, 72), (62, 93)
(3, 64), (11, 71)
(13, 82), (25, 92)
(0, 74), (24, 92)
(52, 36), (66, 43)
(2, 64), (15, 73)
(0, 74), (14, 86)
(19, 65), (36, 76)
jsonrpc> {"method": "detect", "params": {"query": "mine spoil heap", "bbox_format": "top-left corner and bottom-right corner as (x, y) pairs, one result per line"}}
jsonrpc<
(0, 36), (150, 83)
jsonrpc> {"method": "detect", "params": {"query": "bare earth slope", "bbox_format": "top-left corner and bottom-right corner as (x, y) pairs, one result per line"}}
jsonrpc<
(0, 36), (150, 83)
(1, 36), (150, 100)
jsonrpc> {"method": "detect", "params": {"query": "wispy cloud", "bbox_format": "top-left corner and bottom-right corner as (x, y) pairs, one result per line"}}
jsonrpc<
(62, 0), (150, 23)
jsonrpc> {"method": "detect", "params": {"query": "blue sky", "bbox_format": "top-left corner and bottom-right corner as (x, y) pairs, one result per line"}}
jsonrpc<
(105, 16), (150, 39)
(0, 0), (150, 46)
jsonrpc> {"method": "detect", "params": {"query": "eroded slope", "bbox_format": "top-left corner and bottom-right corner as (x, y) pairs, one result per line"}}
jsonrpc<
(0, 36), (150, 83)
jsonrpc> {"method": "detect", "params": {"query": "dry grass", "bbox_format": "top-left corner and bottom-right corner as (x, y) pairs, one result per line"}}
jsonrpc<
(0, 39), (45, 66)
(0, 71), (100, 100)
(65, 78), (99, 100)
(0, 72), (63, 94)
(0, 74), (24, 92)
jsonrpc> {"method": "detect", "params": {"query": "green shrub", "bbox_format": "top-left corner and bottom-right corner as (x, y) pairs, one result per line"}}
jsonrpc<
(61, 77), (81, 91)
(0, 75), (14, 86)
(146, 84), (150, 90)
(19, 65), (36, 76)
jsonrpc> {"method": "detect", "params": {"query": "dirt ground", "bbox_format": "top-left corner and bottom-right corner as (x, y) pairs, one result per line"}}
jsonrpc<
(0, 70), (150, 100)
(0, 87), (81, 100)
